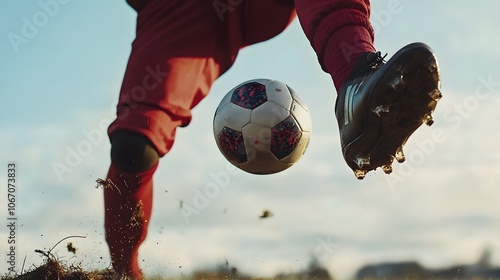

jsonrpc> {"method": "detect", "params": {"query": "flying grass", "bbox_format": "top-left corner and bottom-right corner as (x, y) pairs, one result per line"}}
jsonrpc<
(0, 236), (331, 280)
(0, 234), (301, 280)
(2, 258), (118, 280)
(1, 260), (274, 280)
(0, 235), (120, 280)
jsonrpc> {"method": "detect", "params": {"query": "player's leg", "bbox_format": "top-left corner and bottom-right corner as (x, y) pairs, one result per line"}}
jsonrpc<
(103, 1), (234, 278)
(295, 0), (376, 91)
(238, 0), (296, 48)
(104, 131), (158, 279)
(295, 0), (441, 179)
(103, 0), (314, 277)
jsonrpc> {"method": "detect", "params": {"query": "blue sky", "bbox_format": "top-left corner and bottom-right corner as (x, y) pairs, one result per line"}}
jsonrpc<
(1, 1), (500, 279)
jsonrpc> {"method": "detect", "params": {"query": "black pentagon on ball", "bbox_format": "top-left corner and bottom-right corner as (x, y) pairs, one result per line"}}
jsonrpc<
(230, 82), (267, 109)
(217, 126), (248, 163)
(270, 115), (302, 160)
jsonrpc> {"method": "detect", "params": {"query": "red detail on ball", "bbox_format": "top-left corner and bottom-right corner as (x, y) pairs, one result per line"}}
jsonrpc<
(230, 82), (267, 109)
(271, 116), (302, 159)
(218, 127), (248, 163)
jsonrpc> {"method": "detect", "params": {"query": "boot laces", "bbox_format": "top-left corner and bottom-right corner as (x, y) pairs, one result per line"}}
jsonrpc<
(354, 51), (388, 79)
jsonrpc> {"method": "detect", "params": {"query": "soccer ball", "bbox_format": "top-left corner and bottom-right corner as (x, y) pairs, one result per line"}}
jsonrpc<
(213, 79), (312, 174)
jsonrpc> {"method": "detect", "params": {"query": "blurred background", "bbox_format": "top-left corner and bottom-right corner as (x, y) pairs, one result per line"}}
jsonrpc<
(1, 1), (499, 279)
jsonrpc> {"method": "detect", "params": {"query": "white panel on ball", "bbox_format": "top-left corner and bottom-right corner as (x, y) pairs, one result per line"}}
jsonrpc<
(213, 102), (251, 133)
(250, 102), (289, 128)
(290, 100), (312, 133)
(264, 80), (294, 110)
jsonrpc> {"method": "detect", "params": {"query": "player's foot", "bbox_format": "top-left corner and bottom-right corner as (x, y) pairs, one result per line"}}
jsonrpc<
(335, 42), (441, 179)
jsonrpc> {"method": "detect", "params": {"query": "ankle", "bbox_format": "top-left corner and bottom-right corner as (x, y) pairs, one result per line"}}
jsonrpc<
(323, 25), (375, 91)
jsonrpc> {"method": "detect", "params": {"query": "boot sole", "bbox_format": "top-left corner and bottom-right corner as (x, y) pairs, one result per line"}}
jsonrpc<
(344, 43), (442, 179)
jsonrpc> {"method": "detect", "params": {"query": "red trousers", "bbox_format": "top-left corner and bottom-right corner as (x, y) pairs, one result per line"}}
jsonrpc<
(109, 0), (374, 156)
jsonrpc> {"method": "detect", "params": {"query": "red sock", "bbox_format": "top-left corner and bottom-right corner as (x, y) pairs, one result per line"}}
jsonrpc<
(324, 25), (375, 92)
(103, 162), (158, 279)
